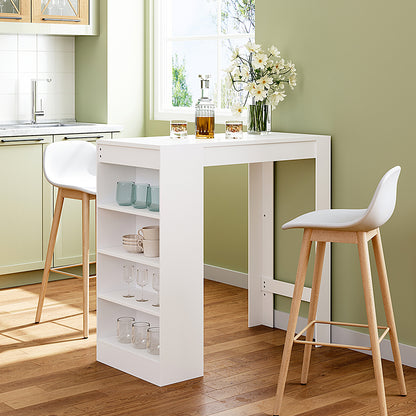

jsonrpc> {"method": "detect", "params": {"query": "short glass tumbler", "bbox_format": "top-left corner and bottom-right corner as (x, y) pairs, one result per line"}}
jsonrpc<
(132, 321), (150, 349)
(170, 120), (188, 139)
(117, 316), (135, 343)
(133, 183), (150, 209)
(148, 186), (160, 212)
(147, 327), (160, 355)
(116, 181), (135, 206)
(225, 120), (243, 139)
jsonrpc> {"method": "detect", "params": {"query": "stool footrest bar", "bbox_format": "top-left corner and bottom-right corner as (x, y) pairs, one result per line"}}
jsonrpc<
(293, 320), (390, 350)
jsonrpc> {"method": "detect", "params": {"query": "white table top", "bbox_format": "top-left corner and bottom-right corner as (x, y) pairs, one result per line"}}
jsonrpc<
(98, 132), (330, 150)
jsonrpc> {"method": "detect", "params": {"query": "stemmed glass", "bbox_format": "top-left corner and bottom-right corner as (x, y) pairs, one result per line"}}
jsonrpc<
(152, 271), (160, 307)
(58, 0), (65, 15)
(122, 264), (135, 298)
(135, 267), (149, 302)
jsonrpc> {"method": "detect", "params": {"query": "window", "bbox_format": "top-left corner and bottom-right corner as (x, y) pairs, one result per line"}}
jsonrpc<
(153, 0), (255, 122)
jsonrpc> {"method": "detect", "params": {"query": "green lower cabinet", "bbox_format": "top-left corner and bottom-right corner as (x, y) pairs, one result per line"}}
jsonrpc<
(0, 137), (52, 275)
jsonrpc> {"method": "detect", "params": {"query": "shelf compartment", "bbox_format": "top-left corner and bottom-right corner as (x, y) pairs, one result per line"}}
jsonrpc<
(98, 247), (160, 268)
(99, 290), (161, 317)
(98, 202), (160, 219)
(97, 336), (162, 386)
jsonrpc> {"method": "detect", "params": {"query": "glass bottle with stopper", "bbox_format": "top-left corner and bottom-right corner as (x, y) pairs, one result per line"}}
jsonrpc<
(195, 74), (215, 139)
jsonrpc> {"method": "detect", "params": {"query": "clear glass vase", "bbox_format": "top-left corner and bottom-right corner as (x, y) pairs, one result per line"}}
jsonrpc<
(248, 100), (271, 135)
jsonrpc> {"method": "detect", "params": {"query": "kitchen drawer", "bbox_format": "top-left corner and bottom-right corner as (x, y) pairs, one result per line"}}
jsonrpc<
(54, 132), (112, 143)
(0, 135), (52, 146)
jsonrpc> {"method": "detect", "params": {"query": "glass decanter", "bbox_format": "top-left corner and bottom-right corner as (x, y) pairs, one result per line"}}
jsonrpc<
(195, 74), (215, 139)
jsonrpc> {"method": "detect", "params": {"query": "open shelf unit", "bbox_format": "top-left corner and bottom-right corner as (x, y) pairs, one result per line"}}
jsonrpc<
(96, 141), (204, 386)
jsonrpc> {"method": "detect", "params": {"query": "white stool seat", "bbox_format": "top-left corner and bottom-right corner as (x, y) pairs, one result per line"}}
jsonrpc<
(283, 166), (401, 233)
(43, 140), (97, 195)
(283, 209), (367, 231)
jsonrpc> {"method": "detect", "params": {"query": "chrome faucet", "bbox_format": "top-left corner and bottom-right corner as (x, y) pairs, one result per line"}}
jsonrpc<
(31, 78), (52, 124)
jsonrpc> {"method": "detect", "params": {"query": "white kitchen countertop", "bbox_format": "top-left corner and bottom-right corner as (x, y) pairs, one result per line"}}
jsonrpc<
(0, 122), (122, 137)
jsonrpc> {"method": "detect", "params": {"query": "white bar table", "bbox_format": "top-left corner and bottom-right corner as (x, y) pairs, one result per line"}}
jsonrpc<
(95, 132), (331, 386)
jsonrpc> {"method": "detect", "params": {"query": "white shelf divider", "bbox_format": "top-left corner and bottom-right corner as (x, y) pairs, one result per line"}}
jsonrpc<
(98, 291), (161, 317)
(98, 202), (160, 219)
(98, 247), (160, 268)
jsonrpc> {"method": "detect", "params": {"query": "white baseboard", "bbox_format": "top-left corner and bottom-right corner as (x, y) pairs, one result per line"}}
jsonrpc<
(274, 310), (416, 369)
(204, 264), (248, 289)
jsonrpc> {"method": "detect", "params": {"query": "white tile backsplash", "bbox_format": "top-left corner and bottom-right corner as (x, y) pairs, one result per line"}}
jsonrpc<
(0, 34), (75, 123)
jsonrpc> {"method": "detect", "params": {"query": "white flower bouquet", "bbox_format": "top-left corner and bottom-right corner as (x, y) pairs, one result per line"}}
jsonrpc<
(226, 41), (297, 133)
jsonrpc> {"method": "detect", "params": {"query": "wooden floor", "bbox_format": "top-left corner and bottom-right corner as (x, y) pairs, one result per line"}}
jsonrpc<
(0, 279), (415, 416)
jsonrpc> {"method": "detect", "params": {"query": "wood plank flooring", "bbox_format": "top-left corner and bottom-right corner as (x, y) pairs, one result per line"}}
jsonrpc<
(0, 278), (415, 415)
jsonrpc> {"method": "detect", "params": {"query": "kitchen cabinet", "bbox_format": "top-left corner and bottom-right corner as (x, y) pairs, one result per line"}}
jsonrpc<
(0, 135), (52, 275)
(0, 0), (97, 35)
(32, 0), (88, 25)
(0, 0), (30, 22)
(52, 131), (112, 267)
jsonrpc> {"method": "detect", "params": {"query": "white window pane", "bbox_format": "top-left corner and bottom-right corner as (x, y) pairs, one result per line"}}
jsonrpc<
(221, 0), (255, 35)
(170, 40), (218, 108)
(170, 0), (218, 37)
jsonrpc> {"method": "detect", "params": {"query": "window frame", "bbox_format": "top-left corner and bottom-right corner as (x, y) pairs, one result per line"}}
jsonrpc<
(152, 0), (253, 123)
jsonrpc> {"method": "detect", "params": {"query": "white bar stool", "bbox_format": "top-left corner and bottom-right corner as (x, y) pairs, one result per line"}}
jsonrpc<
(273, 166), (406, 416)
(35, 140), (96, 339)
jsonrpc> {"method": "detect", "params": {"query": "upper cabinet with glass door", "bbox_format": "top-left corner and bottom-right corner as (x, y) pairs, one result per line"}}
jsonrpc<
(0, 0), (30, 22)
(32, 0), (88, 25)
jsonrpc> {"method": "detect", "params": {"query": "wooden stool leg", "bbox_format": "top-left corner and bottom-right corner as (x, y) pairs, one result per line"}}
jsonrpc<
(357, 232), (388, 416)
(273, 229), (313, 416)
(301, 241), (326, 385)
(82, 193), (90, 339)
(35, 189), (64, 324)
(372, 230), (407, 396)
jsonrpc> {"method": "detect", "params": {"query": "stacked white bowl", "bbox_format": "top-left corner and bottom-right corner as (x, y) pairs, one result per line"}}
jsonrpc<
(122, 234), (141, 253)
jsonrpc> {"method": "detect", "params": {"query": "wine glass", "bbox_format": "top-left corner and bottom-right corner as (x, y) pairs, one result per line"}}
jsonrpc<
(135, 267), (149, 302)
(152, 271), (160, 307)
(122, 264), (135, 298)
(58, 0), (65, 15)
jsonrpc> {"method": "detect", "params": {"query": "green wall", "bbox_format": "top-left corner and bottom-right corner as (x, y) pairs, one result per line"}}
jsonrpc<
(257, 0), (416, 346)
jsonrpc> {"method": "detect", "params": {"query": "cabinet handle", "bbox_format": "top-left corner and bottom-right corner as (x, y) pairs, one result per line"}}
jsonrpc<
(42, 17), (81, 22)
(1, 138), (44, 143)
(63, 135), (104, 140)
(0, 16), (22, 20)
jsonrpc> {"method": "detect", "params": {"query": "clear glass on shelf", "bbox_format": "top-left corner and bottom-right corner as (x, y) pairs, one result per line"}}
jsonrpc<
(135, 267), (149, 302)
(122, 264), (135, 298)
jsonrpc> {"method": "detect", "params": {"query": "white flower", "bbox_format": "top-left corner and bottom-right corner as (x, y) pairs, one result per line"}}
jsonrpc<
(289, 74), (297, 89)
(252, 53), (268, 70)
(272, 59), (285, 72)
(244, 82), (257, 93)
(269, 90), (287, 107)
(279, 82), (285, 90)
(237, 67), (249, 81)
(231, 103), (245, 116)
(258, 75), (273, 87)
(231, 47), (240, 61)
(286, 60), (296, 72)
(268, 45), (280, 57)
(223, 74), (233, 88)
(251, 85), (267, 102)
(246, 41), (261, 53)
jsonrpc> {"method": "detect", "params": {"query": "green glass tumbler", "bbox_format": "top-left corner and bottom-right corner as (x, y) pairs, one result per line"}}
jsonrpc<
(133, 183), (150, 209)
(116, 181), (135, 206)
(148, 186), (160, 212)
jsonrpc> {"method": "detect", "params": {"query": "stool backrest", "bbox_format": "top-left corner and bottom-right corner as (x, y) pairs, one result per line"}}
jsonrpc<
(43, 140), (96, 188)
(357, 166), (401, 230)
